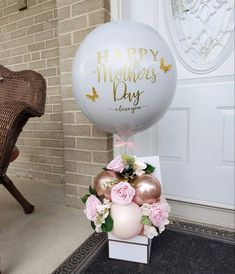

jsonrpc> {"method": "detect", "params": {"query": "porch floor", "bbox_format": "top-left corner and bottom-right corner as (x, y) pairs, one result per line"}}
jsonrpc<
(0, 178), (92, 274)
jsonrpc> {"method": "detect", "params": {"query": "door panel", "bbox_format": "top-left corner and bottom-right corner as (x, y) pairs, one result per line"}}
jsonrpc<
(134, 81), (234, 207)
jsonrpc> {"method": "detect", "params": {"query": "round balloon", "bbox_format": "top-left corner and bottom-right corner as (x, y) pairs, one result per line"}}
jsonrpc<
(133, 174), (162, 205)
(111, 202), (143, 239)
(72, 20), (177, 136)
(93, 170), (122, 200)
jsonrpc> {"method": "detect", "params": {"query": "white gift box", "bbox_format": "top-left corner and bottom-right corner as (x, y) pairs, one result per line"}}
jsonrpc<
(108, 156), (161, 264)
(108, 233), (152, 264)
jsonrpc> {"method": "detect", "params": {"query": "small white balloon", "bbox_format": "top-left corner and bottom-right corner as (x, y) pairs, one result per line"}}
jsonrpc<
(111, 202), (143, 240)
(72, 20), (177, 136)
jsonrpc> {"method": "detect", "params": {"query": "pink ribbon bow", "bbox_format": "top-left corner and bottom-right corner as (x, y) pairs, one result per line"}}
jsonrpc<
(114, 136), (136, 149)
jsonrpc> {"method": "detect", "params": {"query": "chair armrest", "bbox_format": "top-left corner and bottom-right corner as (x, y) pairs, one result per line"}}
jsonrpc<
(0, 65), (12, 78)
(0, 68), (46, 116)
(15, 70), (46, 116)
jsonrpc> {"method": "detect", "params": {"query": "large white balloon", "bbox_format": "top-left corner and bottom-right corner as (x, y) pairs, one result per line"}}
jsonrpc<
(72, 21), (177, 136)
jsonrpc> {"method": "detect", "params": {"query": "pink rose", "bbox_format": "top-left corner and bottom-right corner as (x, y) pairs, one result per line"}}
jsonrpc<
(85, 195), (101, 221)
(111, 181), (135, 205)
(149, 200), (170, 231)
(107, 155), (125, 173)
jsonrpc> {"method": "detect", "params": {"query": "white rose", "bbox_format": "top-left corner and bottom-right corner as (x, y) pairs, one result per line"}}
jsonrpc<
(102, 209), (109, 219)
(141, 204), (151, 216)
(103, 198), (111, 205)
(159, 226), (166, 233)
(134, 160), (147, 170)
(134, 159), (147, 176)
(96, 204), (108, 213)
(144, 225), (158, 239)
(135, 170), (145, 176)
(95, 224), (102, 233)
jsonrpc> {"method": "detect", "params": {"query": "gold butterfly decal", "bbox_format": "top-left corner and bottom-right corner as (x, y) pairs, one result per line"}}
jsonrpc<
(160, 57), (172, 73)
(86, 86), (99, 102)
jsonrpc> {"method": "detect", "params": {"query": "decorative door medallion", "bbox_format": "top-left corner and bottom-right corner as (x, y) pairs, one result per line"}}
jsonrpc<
(163, 0), (234, 73)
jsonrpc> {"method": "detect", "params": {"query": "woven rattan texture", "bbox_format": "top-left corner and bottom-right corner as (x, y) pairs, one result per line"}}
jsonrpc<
(0, 65), (46, 174)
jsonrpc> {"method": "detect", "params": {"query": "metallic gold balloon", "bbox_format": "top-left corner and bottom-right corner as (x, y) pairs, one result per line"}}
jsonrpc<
(133, 174), (161, 205)
(94, 170), (122, 200)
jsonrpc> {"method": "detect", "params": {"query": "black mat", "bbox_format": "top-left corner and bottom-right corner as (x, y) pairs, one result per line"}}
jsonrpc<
(83, 230), (235, 274)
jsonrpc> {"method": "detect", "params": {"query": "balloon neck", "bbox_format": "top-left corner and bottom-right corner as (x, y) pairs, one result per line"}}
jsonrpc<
(114, 135), (136, 155)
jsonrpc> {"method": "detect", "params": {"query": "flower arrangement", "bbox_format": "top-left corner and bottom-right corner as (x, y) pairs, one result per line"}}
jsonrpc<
(81, 155), (170, 239)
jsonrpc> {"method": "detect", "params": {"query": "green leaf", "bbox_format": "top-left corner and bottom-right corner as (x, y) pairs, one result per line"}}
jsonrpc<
(144, 163), (155, 174)
(89, 186), (97, 195)
(101, 214), (113, 232)
(90, 221), (96, 231)
(141, 215), (151, 226)
(81, 193), (90, 204)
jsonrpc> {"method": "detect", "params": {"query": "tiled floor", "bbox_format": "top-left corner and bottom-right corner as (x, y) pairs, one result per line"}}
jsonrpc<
(0, 178), (92, 274)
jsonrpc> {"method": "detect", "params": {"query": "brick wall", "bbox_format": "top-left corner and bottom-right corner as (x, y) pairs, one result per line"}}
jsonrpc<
(56, 0), (113, 208)
(0, 0), (112, 208)
(0, 0), (64, 183)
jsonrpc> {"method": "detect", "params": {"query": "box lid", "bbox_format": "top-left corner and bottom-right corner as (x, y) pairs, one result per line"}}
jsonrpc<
(108, 233), (149, 245)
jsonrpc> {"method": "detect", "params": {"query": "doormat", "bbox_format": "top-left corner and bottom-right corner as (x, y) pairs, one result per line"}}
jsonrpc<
(52, 220), (235, 274)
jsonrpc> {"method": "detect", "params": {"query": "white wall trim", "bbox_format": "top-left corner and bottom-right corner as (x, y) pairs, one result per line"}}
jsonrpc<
(168, 199), (235, 231)
(166, 194), (235, 210)
(110, 0), (122, 21)
(177, 74), (235, 86)
(111, 0), (158, 29)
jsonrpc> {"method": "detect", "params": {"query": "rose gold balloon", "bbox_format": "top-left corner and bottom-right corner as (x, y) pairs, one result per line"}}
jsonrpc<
(94, 170), (122, 200)
(133, 174), (161, 205)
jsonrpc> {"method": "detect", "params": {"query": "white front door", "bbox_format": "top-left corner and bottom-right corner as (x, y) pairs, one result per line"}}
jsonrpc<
(111, 0), (234, 225)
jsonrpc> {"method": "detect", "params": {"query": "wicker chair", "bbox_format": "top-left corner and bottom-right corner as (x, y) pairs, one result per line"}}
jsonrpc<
(0, 65), (46, 214)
